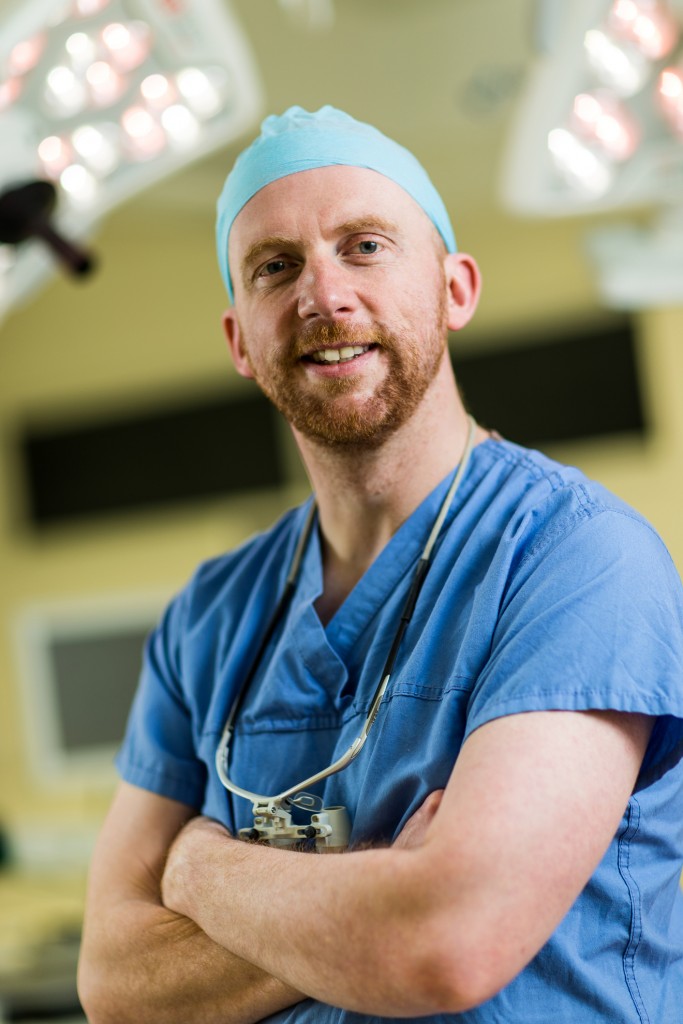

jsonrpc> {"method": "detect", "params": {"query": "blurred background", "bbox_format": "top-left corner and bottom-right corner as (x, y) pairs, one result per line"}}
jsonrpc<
(1, 0), (683, 1019)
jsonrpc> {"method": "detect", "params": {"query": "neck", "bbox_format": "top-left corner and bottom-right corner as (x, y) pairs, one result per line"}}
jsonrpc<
(292, 360), (486, 622)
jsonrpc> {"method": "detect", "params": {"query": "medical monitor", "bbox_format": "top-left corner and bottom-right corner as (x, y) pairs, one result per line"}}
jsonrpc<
(15, 594), (164, 791)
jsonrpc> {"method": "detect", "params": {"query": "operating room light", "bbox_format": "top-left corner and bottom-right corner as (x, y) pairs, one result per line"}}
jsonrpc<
(71, 123), (119, 174)
(100, 21), (150, 72)
(503, 0), (683, 212)
(59, 163), (98, 206)
(161, 104), (200, 146)
(176, 68), (224, 119)
(9, 34), (46, 76)
(65, 31), (98, 69)
(84, 59), (127, 107)
(139, 72), (174, 108)
(45, 64), (88, 115)
(120, 103), (165, 158)
(548, 127), (615, 195)
(0, 0), (263, 323)
(37, 134), (73, 175)
(75, 0), (112, 15)
(608, 0), (679, 58)
(501, 0), (683, 307)
(584, 27), (651, 95)
(657, 63), (683, 132)
(571, 91), (640, 159)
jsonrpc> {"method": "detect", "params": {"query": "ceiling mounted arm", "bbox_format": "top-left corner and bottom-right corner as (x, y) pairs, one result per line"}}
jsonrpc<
(0, 180), (96, 277)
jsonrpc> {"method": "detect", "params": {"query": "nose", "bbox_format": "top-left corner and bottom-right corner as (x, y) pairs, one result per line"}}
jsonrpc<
(297, 255), (358, 320)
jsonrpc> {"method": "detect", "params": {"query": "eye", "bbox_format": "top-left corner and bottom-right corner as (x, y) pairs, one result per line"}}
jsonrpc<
(260, 259), (289, 277)
(357, 240), (379, 254)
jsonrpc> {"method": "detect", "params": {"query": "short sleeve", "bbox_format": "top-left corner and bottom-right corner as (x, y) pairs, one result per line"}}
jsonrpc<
(465, 507), (683, 752)
(115, 589), (207, 807)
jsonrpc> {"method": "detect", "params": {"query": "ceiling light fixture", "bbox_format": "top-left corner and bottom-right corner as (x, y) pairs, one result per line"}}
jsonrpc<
(501, 0), (683, 307)
(0, 0), (263, 324)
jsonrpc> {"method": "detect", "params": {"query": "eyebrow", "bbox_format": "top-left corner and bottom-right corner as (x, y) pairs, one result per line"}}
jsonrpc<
(239, 216), (402, 287)
(240, 235), (300, 283)
(334, 216), (401, 237)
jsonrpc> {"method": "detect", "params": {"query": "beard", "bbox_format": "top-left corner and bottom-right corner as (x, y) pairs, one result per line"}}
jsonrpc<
(242, 292), (449, 451)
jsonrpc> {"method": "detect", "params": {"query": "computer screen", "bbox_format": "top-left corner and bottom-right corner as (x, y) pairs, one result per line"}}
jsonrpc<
(15, 595), (165, 790)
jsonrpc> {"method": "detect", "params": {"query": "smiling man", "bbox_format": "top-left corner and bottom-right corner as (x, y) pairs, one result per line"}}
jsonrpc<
(78, 107), (683, 1024)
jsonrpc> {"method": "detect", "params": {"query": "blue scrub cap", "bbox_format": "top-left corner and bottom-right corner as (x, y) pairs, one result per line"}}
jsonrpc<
(216, 105), (457, 302)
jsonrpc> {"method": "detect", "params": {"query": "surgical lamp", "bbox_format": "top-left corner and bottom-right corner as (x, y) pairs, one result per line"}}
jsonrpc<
(501, 0), (683, 308)
(0, 0), (263, 322)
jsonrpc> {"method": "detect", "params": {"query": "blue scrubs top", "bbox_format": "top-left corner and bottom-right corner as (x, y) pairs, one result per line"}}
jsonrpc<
(117, 438), (683, 1023)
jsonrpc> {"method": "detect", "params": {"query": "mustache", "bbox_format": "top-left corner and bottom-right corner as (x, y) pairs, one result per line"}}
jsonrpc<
(291, 321), (393, 358)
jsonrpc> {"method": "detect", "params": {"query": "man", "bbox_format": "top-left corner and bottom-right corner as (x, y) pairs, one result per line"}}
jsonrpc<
(78, 107), (683, 1023)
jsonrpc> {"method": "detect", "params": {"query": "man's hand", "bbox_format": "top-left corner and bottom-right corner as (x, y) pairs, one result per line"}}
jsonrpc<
(162, 815), (233, 919)
(393, 790), (444, 850)
(162, 790), (444, 920)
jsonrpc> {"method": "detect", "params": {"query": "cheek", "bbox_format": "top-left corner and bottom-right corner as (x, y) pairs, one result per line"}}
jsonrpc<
(238, 324), (287, 382)
(379, 255), (445, 307)
(381, 273), (447, 334)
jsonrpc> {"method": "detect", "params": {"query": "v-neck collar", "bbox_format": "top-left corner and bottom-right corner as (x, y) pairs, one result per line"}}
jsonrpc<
(296, 464), (466, 662)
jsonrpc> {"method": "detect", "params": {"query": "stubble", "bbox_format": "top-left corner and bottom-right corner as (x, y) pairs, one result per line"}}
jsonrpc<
(243, 290), (448, 451)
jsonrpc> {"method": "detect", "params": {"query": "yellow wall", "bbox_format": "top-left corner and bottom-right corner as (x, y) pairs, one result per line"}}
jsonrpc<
(0, 202), (681, 852)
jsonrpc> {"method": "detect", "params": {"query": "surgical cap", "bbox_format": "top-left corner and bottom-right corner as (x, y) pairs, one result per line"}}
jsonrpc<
(216, 105), (457, 302)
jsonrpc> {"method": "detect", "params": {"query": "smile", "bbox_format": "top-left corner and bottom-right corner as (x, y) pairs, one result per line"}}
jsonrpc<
(308, 345), (370, 364)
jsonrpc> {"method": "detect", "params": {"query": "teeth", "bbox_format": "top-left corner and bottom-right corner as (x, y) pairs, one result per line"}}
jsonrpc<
(310, 345), (368, 364)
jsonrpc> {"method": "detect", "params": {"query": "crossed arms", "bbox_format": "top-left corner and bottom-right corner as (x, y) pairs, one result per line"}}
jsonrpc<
(77, 708), (652, 1024)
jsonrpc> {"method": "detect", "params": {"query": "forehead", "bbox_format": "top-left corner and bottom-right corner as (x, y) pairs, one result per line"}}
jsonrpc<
(228, 164), (434, 260)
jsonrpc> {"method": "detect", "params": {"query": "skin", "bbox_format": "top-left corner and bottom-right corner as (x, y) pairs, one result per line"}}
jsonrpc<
(159, 711), (651, 1015)
(222, 166), (485, 617)
(78, 783), (305, 1024)
(78, 165), (654, 1023)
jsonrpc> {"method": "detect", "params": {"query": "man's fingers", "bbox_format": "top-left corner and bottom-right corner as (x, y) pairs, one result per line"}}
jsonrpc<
(393, 790), (445, 850)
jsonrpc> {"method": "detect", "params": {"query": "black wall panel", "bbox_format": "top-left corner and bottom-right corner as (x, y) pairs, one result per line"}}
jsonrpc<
(18, 322), (646, 529)
(20, 390), (285, 527)
(451, 321), (645, 448)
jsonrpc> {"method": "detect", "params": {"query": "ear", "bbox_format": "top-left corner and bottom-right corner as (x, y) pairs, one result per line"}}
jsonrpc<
(222, 308), (255, 380)
(443, 252), (481, 332)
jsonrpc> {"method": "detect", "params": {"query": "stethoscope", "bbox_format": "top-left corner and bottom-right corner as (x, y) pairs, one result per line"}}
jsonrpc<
(215, 415), (478, 850)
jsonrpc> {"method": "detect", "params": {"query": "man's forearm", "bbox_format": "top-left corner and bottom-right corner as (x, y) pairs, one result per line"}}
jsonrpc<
(162, 713), (652, 1018)
(78, 892), (304, 1024)
(78, 784), (306, 1024)
(162, 819), (455, 1017)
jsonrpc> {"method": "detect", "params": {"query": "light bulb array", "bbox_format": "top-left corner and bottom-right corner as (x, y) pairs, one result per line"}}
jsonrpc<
(547, 1), (683, 198)
(0, 0), (263, 320)
(1, 9), (236, 206)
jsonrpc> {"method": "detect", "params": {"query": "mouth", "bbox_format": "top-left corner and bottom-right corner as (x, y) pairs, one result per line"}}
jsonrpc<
(304, 344), (375, 365)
